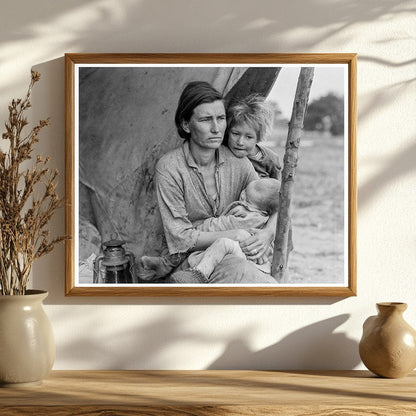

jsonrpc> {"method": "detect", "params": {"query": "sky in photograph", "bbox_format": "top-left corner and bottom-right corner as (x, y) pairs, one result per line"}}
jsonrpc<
(267, 66), (346, 119)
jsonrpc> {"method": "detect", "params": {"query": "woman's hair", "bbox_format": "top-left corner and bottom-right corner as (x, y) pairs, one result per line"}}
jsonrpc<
(225, 94), (273, 144)
(175, 81), (224, 139)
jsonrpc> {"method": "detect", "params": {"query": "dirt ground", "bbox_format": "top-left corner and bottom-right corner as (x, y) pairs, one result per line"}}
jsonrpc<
(271, 129), (346, 284)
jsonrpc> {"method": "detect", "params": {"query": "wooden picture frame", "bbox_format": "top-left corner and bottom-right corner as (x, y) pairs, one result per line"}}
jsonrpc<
(65, 53), (356, 296)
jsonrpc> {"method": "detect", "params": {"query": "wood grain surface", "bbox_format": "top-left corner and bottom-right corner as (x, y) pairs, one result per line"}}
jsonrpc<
(1, 370), (415, 415)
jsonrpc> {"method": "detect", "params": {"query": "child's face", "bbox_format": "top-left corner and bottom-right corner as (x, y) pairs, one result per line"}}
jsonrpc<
(228, 122), (258, 158)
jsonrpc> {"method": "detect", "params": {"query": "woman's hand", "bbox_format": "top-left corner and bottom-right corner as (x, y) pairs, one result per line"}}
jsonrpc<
(232, 229), (252, 243)
(239, 228), (273, 261)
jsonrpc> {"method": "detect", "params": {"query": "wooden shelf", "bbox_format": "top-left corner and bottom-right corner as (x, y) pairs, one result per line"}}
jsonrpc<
(1, 370), (415, 415)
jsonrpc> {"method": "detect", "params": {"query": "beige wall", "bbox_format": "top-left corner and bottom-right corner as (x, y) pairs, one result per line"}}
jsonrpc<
(0, 0), (415, 370)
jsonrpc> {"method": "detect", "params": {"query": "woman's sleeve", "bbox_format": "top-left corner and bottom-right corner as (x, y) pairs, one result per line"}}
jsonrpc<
(196, 212), (267, 232)
(156, 169), (200, 254)
(195, 215), (240, 232)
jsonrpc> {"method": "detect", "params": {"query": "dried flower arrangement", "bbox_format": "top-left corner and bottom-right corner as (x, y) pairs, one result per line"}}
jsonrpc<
(0, 71), (65, 295)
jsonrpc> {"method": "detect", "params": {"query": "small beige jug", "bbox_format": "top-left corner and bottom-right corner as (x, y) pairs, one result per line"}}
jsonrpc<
(359, 302), (416, 378)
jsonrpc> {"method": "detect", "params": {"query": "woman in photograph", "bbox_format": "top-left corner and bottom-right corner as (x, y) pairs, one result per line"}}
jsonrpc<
(153, 81), (277, 284)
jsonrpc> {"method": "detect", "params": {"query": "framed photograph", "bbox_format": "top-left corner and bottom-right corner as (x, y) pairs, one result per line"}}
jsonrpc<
(65, 53), (356, 296)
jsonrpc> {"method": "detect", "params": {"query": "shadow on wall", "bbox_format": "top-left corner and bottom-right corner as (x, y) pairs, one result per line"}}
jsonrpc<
(53, 308), (359, 370)
(30, 57), (67, 301)
(53, 309), (215, 369)
(358, 78), (416, 128)
(207, 314), (360, 370)
(358, 137), (416, 210)
(0, 0), (412, 50)
(0, 0), (413, 97)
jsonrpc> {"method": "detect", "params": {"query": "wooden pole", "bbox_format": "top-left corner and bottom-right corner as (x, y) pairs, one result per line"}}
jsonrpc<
(272, 67), (314, 283)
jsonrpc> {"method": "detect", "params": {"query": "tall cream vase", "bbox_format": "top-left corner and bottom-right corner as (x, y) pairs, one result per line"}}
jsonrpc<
(0, 71), (64, 386)
(0, 290), (55, 387)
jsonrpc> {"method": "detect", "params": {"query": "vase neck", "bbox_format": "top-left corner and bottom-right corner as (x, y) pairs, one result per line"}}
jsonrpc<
(377, 302), (407, 316)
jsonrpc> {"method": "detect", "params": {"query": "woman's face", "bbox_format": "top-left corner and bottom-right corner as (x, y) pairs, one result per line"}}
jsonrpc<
(227, 122), (258, 158)
(183, 100), (226, 151)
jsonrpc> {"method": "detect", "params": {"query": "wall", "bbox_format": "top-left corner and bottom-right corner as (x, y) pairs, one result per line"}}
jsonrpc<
(0, 0), (415, 370)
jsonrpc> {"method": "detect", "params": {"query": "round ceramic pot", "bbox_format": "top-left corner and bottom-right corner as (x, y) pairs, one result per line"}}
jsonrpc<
(359, 302), (416, 378)
(0, 290), (55, 387)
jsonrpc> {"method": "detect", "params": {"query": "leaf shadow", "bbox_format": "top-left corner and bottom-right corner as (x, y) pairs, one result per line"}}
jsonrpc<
(207, 314), (360, 370)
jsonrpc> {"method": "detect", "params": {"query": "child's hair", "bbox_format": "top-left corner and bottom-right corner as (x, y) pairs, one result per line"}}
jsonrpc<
(246, 178), (281, 215)
(224, 94), (273, 145)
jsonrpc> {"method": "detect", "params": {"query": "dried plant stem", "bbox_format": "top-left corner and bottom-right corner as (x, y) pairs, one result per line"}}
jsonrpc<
(0, 71), (66, 295)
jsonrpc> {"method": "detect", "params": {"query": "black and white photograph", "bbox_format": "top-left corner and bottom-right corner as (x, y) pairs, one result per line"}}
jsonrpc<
(65, 54), (356, 296)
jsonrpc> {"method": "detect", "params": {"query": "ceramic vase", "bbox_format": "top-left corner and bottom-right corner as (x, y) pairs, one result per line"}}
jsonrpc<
(359, 302), (416, 378)
(0, 290), (55, 387)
